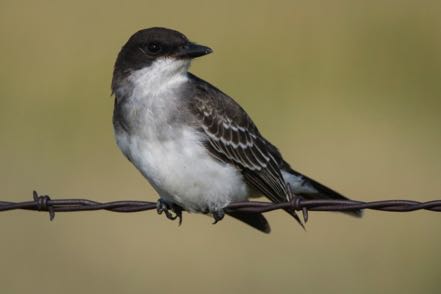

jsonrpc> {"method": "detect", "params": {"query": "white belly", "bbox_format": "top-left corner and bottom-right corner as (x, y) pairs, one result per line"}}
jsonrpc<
(113, 58), (249, 212)
(115, 126), (249, 212)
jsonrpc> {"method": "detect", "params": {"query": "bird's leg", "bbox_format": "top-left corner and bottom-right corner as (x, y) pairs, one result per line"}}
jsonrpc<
(212, 209), (225, 224)
(156, 199), (183, 225)
(173, 204), (183, 225)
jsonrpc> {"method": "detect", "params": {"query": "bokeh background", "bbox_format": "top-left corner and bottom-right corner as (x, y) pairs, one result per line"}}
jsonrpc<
(1, 0), (440, 293)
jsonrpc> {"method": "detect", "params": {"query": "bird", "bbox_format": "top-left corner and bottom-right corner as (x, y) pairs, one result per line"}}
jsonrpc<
(111, 27), (362, 233)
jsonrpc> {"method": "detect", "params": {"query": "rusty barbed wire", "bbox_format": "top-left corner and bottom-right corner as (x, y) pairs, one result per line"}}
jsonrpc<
(0, 191), (440, 223)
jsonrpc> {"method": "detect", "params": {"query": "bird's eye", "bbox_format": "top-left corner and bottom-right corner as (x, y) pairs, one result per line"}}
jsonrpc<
(147, 42), (162, 54)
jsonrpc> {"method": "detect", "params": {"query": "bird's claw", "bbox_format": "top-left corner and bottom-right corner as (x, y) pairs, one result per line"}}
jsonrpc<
(212, 209), (225, 224)
(156, 199), (183, 225)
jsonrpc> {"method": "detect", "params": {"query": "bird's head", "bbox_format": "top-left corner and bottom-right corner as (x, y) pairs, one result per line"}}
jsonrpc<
(113, 27), (212, 75)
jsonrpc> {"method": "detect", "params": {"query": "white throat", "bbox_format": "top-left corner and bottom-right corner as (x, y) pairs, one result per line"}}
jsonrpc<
(128, 58), (190, 97)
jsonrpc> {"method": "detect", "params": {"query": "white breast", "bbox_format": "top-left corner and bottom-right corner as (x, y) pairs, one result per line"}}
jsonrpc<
(114, 58), (249, 212)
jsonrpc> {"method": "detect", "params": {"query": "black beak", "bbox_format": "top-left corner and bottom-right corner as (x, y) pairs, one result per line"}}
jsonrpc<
(176, 43), (213, 59)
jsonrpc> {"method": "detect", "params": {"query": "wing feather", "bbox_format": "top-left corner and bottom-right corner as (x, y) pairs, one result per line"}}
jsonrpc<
(189, 79), (293, 205)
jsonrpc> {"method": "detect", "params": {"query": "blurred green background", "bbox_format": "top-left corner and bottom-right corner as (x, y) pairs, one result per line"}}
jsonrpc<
(1, 0), (440, 293)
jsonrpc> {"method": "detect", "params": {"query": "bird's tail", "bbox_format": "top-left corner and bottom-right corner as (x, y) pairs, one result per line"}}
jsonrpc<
(282, 167), (363, 218)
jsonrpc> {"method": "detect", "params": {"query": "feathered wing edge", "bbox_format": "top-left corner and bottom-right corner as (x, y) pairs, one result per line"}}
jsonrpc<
(188, 74), (303, 230)
(284, 166), (363, 217)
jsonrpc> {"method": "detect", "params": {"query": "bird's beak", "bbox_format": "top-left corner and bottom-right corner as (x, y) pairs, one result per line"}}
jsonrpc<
(176, 43), (213, 59)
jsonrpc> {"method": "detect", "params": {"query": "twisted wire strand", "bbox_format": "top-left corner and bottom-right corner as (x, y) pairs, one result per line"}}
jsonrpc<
(0, 191), (440, 222)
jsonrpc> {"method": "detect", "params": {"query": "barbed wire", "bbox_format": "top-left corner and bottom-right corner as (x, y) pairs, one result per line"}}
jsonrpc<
(0, 191), (440, 223)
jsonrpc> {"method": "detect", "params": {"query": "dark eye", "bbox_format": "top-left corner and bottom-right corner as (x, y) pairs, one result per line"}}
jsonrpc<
(147, 42), (162, 54)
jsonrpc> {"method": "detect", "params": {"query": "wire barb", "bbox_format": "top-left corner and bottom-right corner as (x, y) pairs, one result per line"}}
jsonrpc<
(33, 191), (55, 221)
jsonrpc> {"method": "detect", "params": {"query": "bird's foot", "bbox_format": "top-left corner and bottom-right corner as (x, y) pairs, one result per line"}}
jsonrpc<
(156, 199), (183, 225)
(212, 209), (225, 224)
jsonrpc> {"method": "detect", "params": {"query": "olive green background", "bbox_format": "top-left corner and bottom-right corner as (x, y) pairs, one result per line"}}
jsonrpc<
(1, 0), (440, 293)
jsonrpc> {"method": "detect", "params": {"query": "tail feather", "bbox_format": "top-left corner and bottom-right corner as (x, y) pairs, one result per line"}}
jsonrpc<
(227, 211), (271, 233)
(282, 167), (363, 218)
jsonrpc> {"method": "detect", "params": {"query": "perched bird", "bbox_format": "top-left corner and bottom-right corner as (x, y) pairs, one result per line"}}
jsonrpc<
(112, 27), (361, 233)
